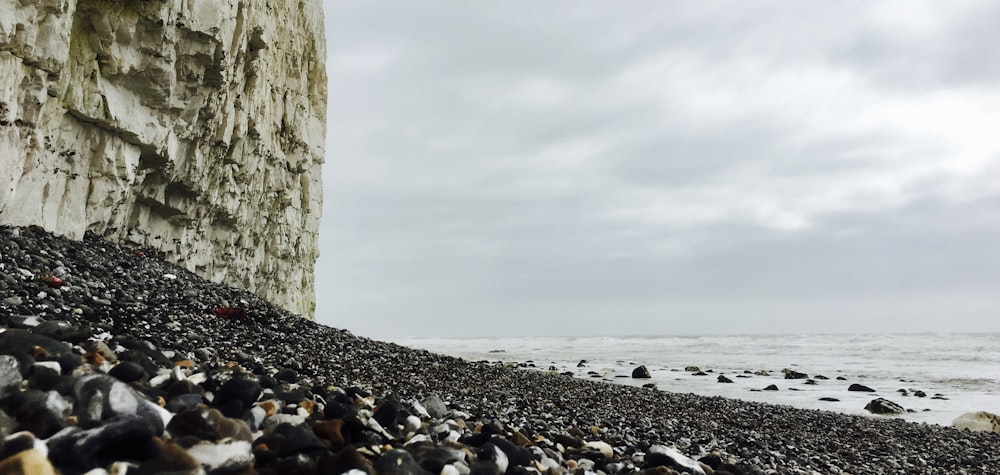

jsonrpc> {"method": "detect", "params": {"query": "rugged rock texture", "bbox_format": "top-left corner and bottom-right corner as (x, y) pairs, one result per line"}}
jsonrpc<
(0, 0), (327, 317)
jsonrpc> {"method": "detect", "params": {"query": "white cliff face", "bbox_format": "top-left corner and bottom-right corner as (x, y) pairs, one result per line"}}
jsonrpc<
(0, 0), (327, 317)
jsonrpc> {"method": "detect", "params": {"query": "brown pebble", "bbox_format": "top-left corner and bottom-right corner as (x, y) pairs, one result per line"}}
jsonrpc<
(511, 430), (532, 447)
(0, 449), (56, 475)
(311, 419), (347, 449)
(173, 359), (195, 369)
(84, 351), (105, 366)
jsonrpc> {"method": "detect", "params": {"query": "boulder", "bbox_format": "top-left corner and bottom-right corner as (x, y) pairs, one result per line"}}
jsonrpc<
(631, 365), (652, 379)
(952, 411), (1000, 433)
(716, 375), (733, 383)
(783, 370), (808, 380)
(864, 398), (905, 415)
(848, 384), (876, 392)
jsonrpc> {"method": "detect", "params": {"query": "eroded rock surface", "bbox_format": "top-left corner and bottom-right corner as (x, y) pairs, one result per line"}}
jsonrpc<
(0, 0), (327, 317)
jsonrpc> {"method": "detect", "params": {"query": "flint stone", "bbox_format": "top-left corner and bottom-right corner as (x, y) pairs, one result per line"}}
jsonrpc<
(632, 365), (652, 379)
(783, 370), (808, 380)
(374, 449), (427, 475)
(0, 329), (80, 375)
(864, 398), (905, 415)
(420, 394), (449, 419)
(645, 445), (706, 475)
(72, 374), (166, 433)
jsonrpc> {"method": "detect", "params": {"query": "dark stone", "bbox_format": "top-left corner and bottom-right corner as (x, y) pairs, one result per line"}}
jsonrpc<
(763, 385), (779, 391)
(275, 367), (299, 383)
(47, 414), (158, 472)
(491, 435), (532, 468)
(259, 374), (279, 389)
(684, 366), (700, 372)
(0, 329), (80, 374)
(848, 383), (876, 392)
(374, 397), (404, 430)
(783, 370), (808, 380)
(117, 350), (160, 379)
(216, 376), (262, 408)
(72, 374), (164, 434)
(554, 433), (584, 448)
(864, 398), (905, 415)
(0, 431), (37, 459)
(27, 363), (64, 392)
(167, 408), (220, 441)
(30, 320), (91, 343)
(804, 379), (817, 385)
(693, 371), (708, 376)
(914, 390), (927, 397)
(373, 449), (429, 475)
(717, 375), (734, 383)
(275, 388), (306, 405)
(10, 390), (67, 438)
(469, 461), (502, 475)
(632, 365), (652, 379)
(274, 422), (328, 457)
(108, 361), (147, 383)
(166, 393), (204, 413)
(820, 397), (840, 402)
(317, 446), (371, 475)
(166, 379), (205, 400)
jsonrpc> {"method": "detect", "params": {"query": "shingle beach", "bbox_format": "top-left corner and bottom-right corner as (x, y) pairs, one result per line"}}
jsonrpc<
(1, 225), (997, 474)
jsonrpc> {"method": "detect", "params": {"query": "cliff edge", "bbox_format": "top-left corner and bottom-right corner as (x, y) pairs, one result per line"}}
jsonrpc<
(0, 0), (327, 317)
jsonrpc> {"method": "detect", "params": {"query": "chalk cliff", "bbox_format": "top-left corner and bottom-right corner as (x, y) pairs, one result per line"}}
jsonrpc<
(0, 0), (327, 317)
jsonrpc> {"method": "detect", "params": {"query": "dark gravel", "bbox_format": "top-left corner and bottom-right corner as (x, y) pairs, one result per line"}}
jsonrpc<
(1, 225), (998, 474)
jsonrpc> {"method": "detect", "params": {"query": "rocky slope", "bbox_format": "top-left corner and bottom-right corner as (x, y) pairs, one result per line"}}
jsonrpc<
(0, 0), (326, 317)
(1, 225), (999, 474)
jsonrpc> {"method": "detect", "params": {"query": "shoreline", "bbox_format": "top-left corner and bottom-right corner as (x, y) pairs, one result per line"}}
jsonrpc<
(1, 225), (998, 474)
(396, 334), (1000, 429)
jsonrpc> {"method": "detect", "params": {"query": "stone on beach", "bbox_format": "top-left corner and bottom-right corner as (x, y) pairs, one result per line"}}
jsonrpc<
(849, 383), (876, 392)
(783, 369), (808, 379)
(865, 398), (906, 415)
(631, 365), (652, 379)
(952, 411), (1000, 433)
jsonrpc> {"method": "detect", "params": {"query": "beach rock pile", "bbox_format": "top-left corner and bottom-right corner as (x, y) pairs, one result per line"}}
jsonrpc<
(1, 225), (999, 474)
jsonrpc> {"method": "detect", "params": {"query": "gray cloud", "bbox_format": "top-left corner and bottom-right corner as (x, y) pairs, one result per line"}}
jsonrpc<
(317, 0), (1000, 338)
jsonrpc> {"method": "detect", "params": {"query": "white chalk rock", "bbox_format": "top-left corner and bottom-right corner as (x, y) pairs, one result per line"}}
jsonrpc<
(186, 440), (254, 472)
(952, 411), (1000, 433)
(0, 0), (327, 318)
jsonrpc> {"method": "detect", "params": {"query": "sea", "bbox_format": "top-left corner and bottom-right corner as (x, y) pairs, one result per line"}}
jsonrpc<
(393, 333), (1000, 427)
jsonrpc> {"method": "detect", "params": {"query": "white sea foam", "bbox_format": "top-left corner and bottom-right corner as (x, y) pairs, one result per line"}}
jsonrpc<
(394, 333), (1000, 427)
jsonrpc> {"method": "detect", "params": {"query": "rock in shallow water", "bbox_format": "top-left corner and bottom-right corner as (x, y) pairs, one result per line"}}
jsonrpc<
(865, 398), (906, 415)
(632, 365), (652, 379)
(849, 383), (876, 392)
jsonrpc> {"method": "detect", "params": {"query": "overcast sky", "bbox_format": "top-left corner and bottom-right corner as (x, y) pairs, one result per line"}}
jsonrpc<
(315, 1), (1000, 339)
